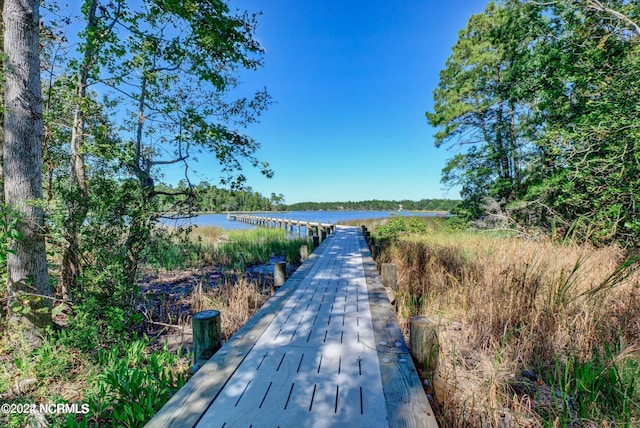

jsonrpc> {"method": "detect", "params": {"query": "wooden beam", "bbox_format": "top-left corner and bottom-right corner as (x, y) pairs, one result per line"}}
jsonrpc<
(359, 231), (439, 427)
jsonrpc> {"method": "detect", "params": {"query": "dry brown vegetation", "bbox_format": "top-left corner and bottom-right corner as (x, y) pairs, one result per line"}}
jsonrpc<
(190, 277), (268, 340)
(378, 230), (640, 426)
(140, 269), (270, 354)
(187, 225), (227, 247)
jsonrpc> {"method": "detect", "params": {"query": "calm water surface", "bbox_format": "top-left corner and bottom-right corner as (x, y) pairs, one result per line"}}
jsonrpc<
(167, 210), (446, 231)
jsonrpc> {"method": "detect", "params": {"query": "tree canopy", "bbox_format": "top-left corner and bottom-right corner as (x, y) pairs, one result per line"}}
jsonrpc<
(1, 0), (274, 340)
(428, 0), (640, 245)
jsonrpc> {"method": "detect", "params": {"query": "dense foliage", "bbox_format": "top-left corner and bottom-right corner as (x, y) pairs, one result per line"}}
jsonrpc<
(156, 181), (285, 213)
(428, 0), (640, 245)
(287, 199), (459, 212)
(21, 0), (272, 319)
(1, 0), (276, 425)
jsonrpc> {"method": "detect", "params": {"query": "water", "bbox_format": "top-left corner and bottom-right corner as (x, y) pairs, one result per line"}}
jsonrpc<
(164, 210), (447, 230)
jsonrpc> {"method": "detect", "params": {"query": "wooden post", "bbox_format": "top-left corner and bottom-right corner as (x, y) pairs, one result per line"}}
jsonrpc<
(381, 263), (397, 304)
(312, 235), (320, 249)
(321, 229), (327, 241)
(299, 244), (308, 261)
(274, 262), (286, 289)
(372, 244), (381, 260)
(381, 263), (397, 288)
(409, 316), (439, 379)
(192, 310), (222, 368)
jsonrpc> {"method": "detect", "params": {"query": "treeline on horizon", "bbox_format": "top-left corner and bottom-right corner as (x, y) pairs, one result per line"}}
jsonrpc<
(287, 199), (459, 212)
(428, 0), (640, 246)
(156, 182), (459, 213)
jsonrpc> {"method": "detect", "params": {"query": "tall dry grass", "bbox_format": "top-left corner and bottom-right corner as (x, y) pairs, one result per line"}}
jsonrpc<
(190, 277), (267, 340)
(339, 217), (388, 230)
(188, 225), (226, 247)
(379, 231), (640, 426)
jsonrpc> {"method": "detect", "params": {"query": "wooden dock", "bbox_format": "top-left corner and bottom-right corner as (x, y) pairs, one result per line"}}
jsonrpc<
(228, 214), (335, 240)
(146, 226), (437, 428)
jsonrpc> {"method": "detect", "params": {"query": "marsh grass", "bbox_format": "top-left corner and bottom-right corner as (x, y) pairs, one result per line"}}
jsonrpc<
(339, 217), (388, 230)
(377, 228), (640, 426)
(215, 228), (311, 270)
(188, 225), (226, 246)
(145, 226), (311, 272)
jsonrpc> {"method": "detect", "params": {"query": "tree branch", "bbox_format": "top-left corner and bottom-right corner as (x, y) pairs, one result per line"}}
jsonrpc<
(149, 155), (190, 167)
(583, 0), (640, 37)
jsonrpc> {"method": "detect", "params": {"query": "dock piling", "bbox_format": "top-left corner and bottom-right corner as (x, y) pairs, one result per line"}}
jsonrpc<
(192, 310), (222, 368)
(273, 262), (286, 293)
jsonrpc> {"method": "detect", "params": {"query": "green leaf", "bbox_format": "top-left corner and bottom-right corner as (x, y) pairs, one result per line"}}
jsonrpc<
(52, 305), (65, 317)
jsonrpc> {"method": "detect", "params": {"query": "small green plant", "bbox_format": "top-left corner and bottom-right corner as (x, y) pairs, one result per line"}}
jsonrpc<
(0, 205), (22, 308)
(544, 346), (640, 425)
(0, 205), (22, 264)
(59, 340), (189, 427)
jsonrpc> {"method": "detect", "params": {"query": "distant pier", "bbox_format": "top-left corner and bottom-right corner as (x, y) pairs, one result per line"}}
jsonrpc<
(229, 214), (335, 241)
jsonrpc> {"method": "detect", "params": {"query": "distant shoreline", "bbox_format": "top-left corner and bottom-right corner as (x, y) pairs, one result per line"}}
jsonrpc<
(178, 209), (452, 216)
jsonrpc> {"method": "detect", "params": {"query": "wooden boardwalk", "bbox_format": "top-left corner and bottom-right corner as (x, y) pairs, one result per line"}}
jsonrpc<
(229, 214), (335, 240)
(146, 226), (437, 428)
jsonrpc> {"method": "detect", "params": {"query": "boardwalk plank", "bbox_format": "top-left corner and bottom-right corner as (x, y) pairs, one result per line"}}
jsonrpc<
(145, 240), (331, 428)
(146, 226), (438, 428)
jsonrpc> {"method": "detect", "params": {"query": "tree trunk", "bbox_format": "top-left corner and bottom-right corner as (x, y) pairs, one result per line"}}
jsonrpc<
(61, 0), (98, 300)
(3, 0), (51, 346)
(0, 0), (5, 207)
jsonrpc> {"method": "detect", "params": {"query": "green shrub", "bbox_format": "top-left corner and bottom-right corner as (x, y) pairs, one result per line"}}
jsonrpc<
(57, 298), (142, 352)
(376, 216), (432, 238)
(59, 340), (189, 427)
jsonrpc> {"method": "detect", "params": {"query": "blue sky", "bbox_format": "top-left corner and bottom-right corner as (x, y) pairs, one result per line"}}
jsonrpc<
(58, 1), (489, 205)
(187, 0), (489, 204)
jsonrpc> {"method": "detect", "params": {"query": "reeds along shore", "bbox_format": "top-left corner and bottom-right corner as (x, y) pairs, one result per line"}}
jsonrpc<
(377, 229), (640, 426)
(153, 225), (312, 270)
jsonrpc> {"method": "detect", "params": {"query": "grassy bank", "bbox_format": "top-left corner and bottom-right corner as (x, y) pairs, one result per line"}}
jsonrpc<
(144, 225), (312, 272)
(374, 217), (640, 426)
